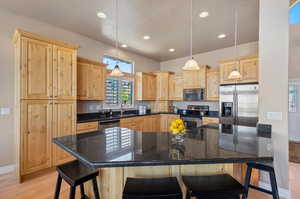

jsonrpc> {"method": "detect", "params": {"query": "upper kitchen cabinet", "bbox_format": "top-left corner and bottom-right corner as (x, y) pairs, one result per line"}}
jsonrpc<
(169, 74), (183, 101)
(13, 29), (79, 100)
(183, 66), (208, 89)
(77, 57), (107, 100)
(135, 72), (156, 101)
(206, 67), (220, 101)
(219, 55), (258, 84)
(155, 71), (173, 100)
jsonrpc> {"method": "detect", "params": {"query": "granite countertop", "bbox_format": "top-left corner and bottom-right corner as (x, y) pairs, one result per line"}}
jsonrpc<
(77, 112), (179, 123)
(53, 124), (273, 168)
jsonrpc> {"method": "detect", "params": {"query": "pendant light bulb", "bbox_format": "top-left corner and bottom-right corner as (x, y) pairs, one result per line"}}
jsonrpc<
(110, 0), (124, 77)
(183, 0), (200, 71)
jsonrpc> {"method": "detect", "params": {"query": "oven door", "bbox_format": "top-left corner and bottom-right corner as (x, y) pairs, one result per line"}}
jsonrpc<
(182, 117), (202, 129)
(183, 89), (205, 101)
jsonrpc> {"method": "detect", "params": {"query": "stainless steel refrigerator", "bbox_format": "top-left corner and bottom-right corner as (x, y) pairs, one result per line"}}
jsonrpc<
(219, 84), (259, 127)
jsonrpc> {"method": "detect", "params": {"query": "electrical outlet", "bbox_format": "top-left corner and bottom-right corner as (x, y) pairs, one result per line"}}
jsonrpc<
(0, 107), (11, 115)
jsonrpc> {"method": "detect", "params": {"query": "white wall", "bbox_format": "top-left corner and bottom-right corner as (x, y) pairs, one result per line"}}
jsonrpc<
(160, 41), (258, 72)
(0, 9), (160, 167)
(288, 79), (300, 142)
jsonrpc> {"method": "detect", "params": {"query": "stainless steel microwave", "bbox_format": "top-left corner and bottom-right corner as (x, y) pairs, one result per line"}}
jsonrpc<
(183, 88), (205, 101)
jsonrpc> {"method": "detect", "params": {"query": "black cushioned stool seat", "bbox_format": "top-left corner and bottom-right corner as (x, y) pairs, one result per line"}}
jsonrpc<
(54, 160), (100, 199)
(123, 177), (183, 199)
(182, 174), (246, 199)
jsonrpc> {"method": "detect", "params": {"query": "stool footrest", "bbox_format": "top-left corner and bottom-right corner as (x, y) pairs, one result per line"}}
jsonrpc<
(248, 184), (273, 195)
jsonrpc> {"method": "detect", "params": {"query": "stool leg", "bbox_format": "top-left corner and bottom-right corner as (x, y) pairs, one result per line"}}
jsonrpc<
(92, 177), (100, 199)
(269, 169), (279, 199)
(69, 186), (76, 199)
(242, 165), (252, 199)
(80, 184), (85, 197)
(54, 175), (62, 199)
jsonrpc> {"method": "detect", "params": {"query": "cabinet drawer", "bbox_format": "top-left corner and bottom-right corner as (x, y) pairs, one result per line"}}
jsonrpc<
(202, 117), (219, 125)
(77, 122), (98, 133)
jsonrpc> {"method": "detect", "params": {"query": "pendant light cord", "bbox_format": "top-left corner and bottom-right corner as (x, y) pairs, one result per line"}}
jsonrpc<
(115, 0), (119, 60)
(234, 6), (238, 70)
(190, 0), (193, 59)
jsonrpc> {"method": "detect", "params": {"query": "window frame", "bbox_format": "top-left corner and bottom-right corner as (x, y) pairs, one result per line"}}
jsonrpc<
(102, 55), (135, 109)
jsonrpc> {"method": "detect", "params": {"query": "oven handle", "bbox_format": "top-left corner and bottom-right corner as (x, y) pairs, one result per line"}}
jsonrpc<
(99, 119), (120, 125)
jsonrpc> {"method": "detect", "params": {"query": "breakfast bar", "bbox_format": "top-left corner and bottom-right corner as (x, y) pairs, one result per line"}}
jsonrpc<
(53, 124), (273, 198)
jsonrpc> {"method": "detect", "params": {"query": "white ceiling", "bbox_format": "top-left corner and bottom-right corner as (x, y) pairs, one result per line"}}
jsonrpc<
(0, 0), (259, 61)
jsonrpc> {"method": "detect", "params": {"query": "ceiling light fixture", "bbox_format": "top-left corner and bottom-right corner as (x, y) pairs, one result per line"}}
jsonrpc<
(97, 12), (107, 19)
(228, 7), (241, 80)
(121, 44), (128, 48)
(169, 48), (175, 52)
(183, 0), (200, 71)
(218, 34), (226, 39)
(143, 35), (150, 40)
(110, 0), (124, 77)
(199, 11), (209, 18)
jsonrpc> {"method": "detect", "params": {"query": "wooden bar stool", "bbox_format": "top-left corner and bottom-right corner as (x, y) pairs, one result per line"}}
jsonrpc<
(182, 174), (246, 199)
(243, 162), (279, 199)
(123, 177), (183, 199)
(54, 160), (100, 199)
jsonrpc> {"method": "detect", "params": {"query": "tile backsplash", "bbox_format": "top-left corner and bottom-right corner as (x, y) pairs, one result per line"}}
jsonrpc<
(172, 101), (219, 111)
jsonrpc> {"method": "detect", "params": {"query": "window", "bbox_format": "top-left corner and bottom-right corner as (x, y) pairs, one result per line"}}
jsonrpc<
(103, 56), (134, 108)
(289, 85), (298, 112)
(289, 1), (300, 24)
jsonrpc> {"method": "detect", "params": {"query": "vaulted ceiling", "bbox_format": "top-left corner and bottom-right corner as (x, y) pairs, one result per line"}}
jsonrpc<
(0, 0), (259, 61)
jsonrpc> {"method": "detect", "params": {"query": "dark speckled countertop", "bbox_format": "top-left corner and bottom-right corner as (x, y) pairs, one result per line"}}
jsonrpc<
(53, 124), (273, 168)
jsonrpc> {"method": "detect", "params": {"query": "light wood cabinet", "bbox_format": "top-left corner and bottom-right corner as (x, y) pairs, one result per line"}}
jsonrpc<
(183, 66), (208, 89)
(169, 74), (183, 101)
(135, 72), (156, 101)
(202, 117), (220, 125)
(21, 100), (53, 175)
(52, 100), (76, 166)
(77, 57), (107, 100)
(219, 56), (258, 84)
(155, 72), (171, 100)
(206, 68), (220, 101)
(160, 114), (180, 132)
(77, 122), (99, 134)
(53, 46), (77, 100)
(20, 38), (53, 99)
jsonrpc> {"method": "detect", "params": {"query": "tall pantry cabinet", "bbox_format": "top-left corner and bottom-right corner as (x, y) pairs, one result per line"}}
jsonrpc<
(13, 29), (79, 179)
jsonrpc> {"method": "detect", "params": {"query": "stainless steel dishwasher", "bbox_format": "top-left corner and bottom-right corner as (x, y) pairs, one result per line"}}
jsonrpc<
(98, 119), (120, 130)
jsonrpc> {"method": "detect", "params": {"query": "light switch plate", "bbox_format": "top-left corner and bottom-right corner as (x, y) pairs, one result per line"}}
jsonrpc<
(0, 108), (11, 115)
(267, 112), (282, 121)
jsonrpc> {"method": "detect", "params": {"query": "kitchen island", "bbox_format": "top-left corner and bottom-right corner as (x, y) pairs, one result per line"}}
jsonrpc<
(53, 124), (273, 198)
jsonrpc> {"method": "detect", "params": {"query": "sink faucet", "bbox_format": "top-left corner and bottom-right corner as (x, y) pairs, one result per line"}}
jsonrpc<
(120, 103), (124, 116)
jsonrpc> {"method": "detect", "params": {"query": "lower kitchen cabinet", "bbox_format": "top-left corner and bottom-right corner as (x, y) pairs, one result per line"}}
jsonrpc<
(202, 117), (220, 125)
(159, 114), (180, 132)
(77, 121), (99, 134)
(20, 100), (76, 175)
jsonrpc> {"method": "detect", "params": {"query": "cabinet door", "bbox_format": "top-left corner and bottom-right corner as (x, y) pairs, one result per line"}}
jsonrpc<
(169, 75), (183, 101)
(52, 100), (76, 165)
(21, 100), (52, 175)
(220, 61), (239, 84)
(53, 46), (76, 100)
(156, 73), (169, 100)
(206, 68), (220, 101)
(239, 58), (258, 83)
(89, 65), (106, 100)
(148, 75), (157, 100)
(183, 68), (206, 89)
(77, 62), (90, 100)
(21, 38), (53, 99)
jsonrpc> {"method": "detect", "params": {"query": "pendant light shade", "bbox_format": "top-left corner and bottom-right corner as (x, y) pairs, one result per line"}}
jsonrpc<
(183, 0), (200, 71)
(110, 64), (124, 77)
(228, 6), (241, 80)
(183, 58), (200, 70)
(110, 0), (124, 77)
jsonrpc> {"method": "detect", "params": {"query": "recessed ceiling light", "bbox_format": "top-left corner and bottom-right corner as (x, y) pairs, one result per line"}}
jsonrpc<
(199, 11), (209, 18)
(169, 48), (175, 52)
(143, 35), (151, 40)
(218, 34), (227, 39)
(121, 44), (128, 48)
(97, 12), (107, 19)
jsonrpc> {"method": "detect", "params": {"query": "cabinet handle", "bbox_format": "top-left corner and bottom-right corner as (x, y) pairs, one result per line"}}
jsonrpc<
(27, 131), (30, 135)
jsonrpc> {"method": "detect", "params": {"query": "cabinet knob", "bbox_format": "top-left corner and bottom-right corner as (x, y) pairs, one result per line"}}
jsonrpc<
(27, 131), (30, 135)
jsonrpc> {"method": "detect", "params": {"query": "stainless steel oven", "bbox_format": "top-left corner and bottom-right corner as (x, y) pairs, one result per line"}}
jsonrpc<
(181, 117), (202, 129)
(183, 88), (205, 101)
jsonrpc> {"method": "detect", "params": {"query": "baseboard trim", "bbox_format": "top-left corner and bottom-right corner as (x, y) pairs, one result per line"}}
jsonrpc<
(258, 181), (290, 199)
(0, 164), (16, 175)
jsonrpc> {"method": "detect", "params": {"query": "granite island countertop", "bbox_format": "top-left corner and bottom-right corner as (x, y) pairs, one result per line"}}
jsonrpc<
(53, 124), (273, 168)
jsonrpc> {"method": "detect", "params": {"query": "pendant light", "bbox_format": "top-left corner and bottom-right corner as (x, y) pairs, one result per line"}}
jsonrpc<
(110, 0), (124, 77)
(228, 7), (241, 80)
(183, 0), (200, 70)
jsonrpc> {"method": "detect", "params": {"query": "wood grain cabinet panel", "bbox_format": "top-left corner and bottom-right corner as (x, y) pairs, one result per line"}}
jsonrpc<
(52, 100), (76, 166)
(77, 122), (99, 134)
(135, 72), (156, 101)
(206, 68), (220, 101)
(239, 57), (258, 83)
(53, 46), (77, 100)
(202, 117), (220, 125)
(220, 61), (238, 85)
(169, 74), (183, 101)
(183, 66), (208, 89)
(21, 100), (52, 175)
(21, 38), (53, 99)
(155, 72), (170, 100)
